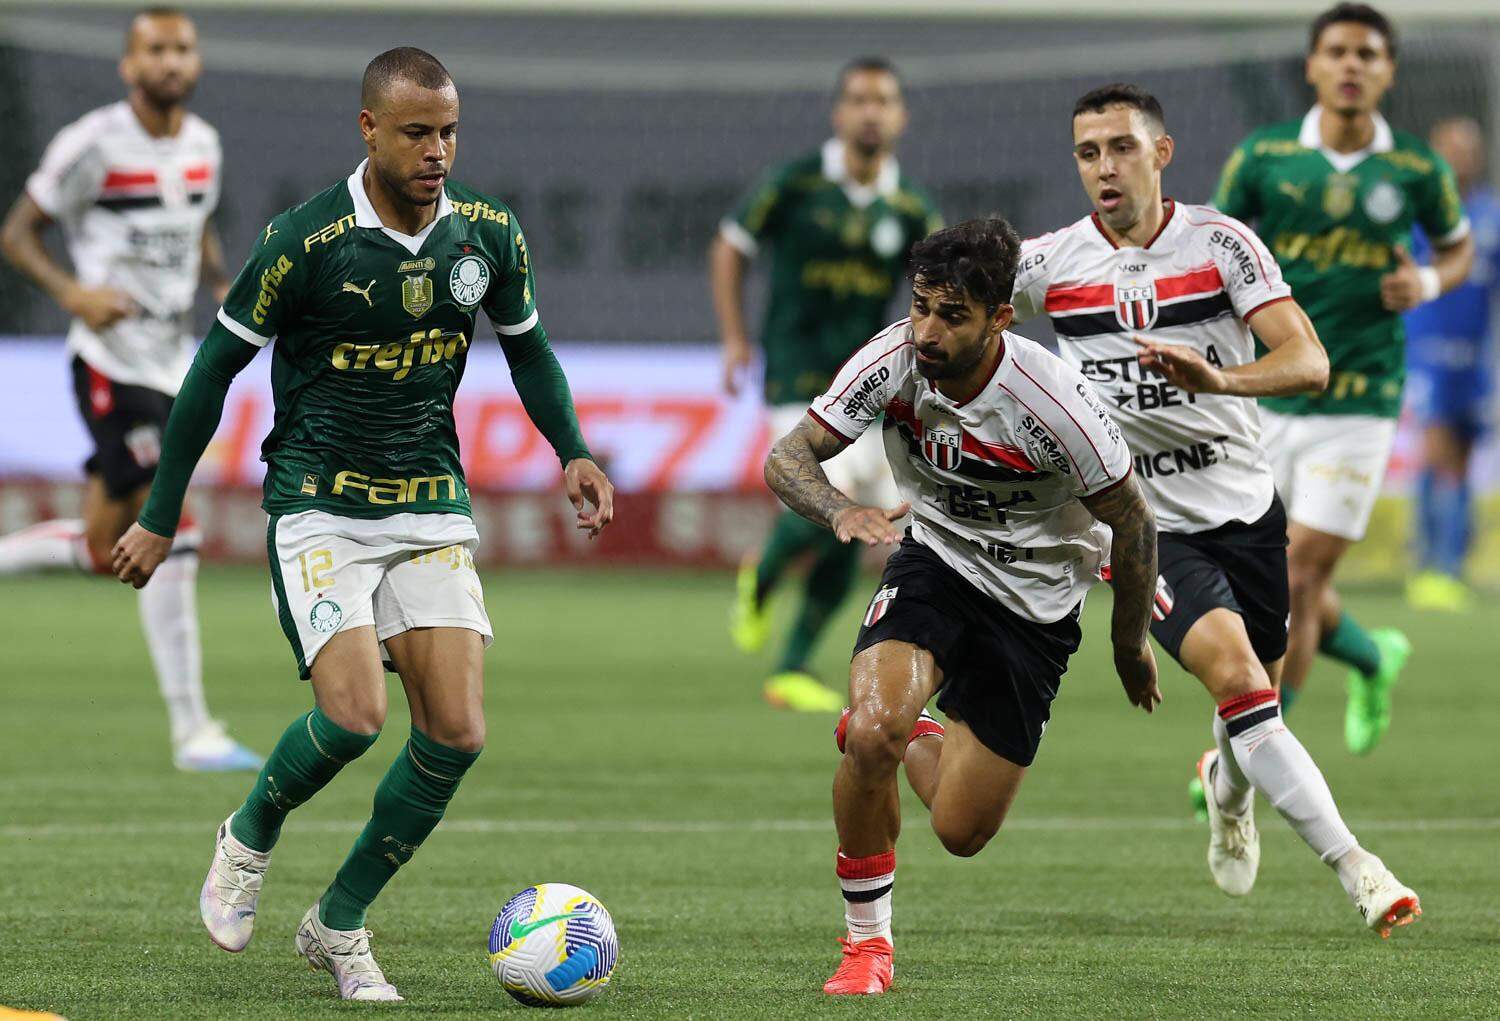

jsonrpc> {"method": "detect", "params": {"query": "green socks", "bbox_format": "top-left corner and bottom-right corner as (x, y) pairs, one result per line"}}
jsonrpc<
(777, 534), (860, 673)
(754, 510), (825, 605)
(230, 708), (380, 853)
(1319, 611), (1382, 679)
(319, 728), (481, 931)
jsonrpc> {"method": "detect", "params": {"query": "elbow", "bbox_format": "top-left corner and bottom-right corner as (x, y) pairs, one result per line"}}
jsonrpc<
(762, 449), (781, 495)
(1306, 351), (1330, 394)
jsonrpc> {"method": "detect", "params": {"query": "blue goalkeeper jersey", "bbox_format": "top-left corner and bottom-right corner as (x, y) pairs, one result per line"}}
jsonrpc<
(1405, 187), (1500, 368)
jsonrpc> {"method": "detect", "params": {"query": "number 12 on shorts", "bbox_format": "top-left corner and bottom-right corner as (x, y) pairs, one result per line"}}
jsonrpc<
(298, 549), (333, 592)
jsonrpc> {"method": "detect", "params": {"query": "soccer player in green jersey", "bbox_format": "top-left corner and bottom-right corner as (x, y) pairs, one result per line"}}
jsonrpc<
(111, 48), (614, 1002)
(712, 57), (942, 712)
(1213, 3), (1474, 756)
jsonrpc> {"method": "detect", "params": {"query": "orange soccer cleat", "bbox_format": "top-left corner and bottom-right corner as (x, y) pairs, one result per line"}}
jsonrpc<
(822, 936), (893, 995)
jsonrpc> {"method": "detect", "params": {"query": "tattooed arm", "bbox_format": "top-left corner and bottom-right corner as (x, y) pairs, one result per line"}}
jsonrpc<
(1080, 472), (1162, 713)
(764, 415), (909, 546)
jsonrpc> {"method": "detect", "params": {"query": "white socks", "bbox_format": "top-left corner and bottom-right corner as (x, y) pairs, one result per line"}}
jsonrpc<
(1217, 691), (1359, 865)
(837, 849), (894, 943)
(1211, 712), (1253, 816)
(0, 519), (90, 573)
(138, 541), (210, 746)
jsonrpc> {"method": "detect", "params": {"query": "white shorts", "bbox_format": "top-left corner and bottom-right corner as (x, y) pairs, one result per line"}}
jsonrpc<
(268, 510), (493, 679)
(1258, 409), (1398, 542)
(771, 404), (899, 508)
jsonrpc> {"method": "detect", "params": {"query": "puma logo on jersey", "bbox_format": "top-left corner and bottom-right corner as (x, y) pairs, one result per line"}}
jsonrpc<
(262, 222), (278, 245)
(342, 279), (376, 307)
(1277, 181), (1309, 204)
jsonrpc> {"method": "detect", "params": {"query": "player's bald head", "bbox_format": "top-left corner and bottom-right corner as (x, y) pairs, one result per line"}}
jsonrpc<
(361, 47), (455, 112)
(124, 6), (191, 53)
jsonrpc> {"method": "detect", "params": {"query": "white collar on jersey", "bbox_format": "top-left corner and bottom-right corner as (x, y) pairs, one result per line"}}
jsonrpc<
(1298, 106), (1393, 174)
(821, 137), (900, 209)
(346, 158), (453, 256)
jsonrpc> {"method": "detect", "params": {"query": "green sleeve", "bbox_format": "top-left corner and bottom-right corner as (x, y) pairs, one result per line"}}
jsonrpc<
(1414, 151), (1468, 244)
(138, 324), (260, 537)
(1212, 141), (1259, 222)
(722, 165), (790, 252)
(500, 320), (592, 466)
(218, 211), (307, 344)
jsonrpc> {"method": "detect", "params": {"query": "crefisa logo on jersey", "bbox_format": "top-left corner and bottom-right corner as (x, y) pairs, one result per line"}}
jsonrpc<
(922, 419), (963, 471)
(1115, 282), (1158, 331)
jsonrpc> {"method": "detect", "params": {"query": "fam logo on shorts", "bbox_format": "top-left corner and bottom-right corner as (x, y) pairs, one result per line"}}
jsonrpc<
(1151, 575), (1174, 622)
(864, 586), (899, 627)
(1115, 281), (1158, 331)
(449, 255), (490, 307)
(309, 599), (344, 634)
(922, 420), (963, 471)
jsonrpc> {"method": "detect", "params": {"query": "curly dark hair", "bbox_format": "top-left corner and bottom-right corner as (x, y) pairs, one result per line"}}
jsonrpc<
(907, 218), (1022, 313)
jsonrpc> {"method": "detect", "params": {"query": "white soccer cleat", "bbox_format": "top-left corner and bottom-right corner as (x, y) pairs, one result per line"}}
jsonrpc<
(200, 814), (270, 952)
(295, 902), (403, 1002)
(1350, 860), (1421, 938)
(1197, 749), (1259, 897)
(175, 719), (264, 773)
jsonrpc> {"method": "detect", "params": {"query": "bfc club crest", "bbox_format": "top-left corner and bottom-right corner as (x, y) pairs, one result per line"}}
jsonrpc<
(922, 420), (963, 471)
(1115, 282), (1158, 331)
(864, 586), (899, 627)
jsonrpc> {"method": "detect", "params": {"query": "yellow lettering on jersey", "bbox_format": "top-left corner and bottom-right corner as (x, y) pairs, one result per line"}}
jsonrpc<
(1252, 140), (1304, 157)
(251, 254), (295, 326)
(331, 470), (458, 505)
(801, 259), (892, 299)
(328, 329), (469, 381)
(1379, 150), (1433, 175)
(1272, 228), (1391, 272)
(303, 214), (357, 252)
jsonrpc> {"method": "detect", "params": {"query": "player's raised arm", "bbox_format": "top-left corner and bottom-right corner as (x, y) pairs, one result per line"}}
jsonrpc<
(480, 213), (613, 538)
(1080, 473), (1160, 713)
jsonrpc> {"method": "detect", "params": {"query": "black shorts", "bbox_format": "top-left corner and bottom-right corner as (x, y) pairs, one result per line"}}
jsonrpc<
(1149, 495), (1290, 665)
(70, 356), (173, 499)
(852, 535), (1081, 767)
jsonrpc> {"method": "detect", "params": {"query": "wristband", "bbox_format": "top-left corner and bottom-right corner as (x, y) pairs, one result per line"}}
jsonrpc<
(1417, 266), (1441, 304)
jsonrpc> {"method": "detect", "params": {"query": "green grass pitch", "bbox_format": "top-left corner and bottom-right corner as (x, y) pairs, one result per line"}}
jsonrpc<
(1, 566), (1497, 1019)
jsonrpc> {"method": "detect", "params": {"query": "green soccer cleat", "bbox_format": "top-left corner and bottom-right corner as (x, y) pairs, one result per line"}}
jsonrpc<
(1188, 774), (1209, 823)
(730, 558), (771, 654)
(1405, 571), (1472, 613)
(763, 671), (844, 713)
(1344, 628), (1411, 756)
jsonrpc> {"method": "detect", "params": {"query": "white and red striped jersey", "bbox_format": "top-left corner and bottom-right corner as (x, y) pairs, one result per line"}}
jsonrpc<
(25, 101), (221, 395)
(1012, 200), (1292, 533)
(809, 320), (1132, 623)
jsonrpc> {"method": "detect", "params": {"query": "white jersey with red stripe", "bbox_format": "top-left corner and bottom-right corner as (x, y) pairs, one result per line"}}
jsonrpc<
(25, 101), (221, 395)
(1012, 200), (1291, 533)
(809, 320), (1132, 623)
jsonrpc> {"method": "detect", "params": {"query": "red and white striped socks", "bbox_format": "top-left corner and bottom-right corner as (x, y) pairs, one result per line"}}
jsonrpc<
(836, 849), (894, 943)
(1216, 690), (1358, 865)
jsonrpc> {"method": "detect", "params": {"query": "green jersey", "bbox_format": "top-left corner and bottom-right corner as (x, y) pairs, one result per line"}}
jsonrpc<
(722, 139), (942, 405)
(1214, 109), (1468, 418)
(214, 163), (562, 518)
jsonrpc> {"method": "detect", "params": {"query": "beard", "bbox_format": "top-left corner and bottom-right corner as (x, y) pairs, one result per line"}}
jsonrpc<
(139, 76), (195, 109)
(915, 340), (987, 381)
(375, 160), (440, 207)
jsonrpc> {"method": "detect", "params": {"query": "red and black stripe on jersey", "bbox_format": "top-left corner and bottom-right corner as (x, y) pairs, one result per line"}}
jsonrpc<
(1046, 264), (1233, 340)
(884, 398), (1047, 484)
(95, 164), (214, 211)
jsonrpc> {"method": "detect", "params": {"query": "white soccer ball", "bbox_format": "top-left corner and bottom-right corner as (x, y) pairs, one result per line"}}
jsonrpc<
(488, 883), (619, 1007)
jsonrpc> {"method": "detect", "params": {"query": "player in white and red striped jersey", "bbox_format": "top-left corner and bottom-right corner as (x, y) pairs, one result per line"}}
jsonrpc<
(765, 219), (1162, 995)
(0, 7), (259, 773)
(1010, 83), (1417, 936)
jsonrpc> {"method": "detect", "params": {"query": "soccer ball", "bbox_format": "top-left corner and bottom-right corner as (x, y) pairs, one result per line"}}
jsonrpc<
(488, 883), (619, 1006)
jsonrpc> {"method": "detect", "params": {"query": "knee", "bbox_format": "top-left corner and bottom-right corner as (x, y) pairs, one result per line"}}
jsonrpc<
(321, 694), (387, 738)
(1285, 562), (1326, 605)
(933, 817), (999, 858)
(422, 715), (486, 754)
(843, 706), (909, 772)
(1205, 658), (1271, 701)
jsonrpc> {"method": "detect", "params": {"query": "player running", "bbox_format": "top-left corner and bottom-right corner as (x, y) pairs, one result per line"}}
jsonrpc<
(1404, 117), (1499, 612)
(1012, 83), (1420, 937)
(713, 57), (943, 712)
(1212, 3), (1474, 754)
(765, 219), (1162, 996)
(0, 7), (259, 772)
(111, 48), (613, 1002)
